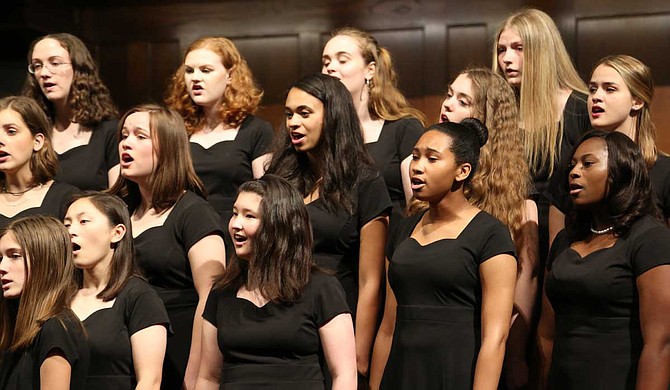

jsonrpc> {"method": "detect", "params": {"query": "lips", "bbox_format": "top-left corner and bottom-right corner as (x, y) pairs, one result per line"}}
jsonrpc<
(411, 177), (425, 191)
(290, 132), (305, 146)
(71, 242), (81, 255)
(591, 105), (605, 118)
(505, 69), (519, 77)
(569, 182), (583, 196)
(1, 279), (11, 290)
(232, 232), (247, 247)
(191, 84), (204, 96)
(439, 113), (449, 123)
(120, 153), (134, 167)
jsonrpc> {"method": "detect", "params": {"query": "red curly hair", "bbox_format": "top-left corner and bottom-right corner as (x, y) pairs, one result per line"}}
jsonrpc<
(165, 37), (263, 135)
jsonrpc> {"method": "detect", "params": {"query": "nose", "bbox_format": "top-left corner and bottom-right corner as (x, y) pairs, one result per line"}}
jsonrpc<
(229, 214), (242, 230)
(443, 97), (455, 112)
(0, 258), (7, 274)
(590, 87), (603, 102)
(569, 164), (581, 179)
(287, 114), (300, 129)
(410, 159), (424, 174)
(502, 48), (513, 64)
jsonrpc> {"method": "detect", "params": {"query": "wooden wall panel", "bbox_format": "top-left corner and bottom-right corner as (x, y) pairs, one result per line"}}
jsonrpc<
(575, 13), (670, 84)
(446, 24), (490, 84)
(370, 29), (425, 98)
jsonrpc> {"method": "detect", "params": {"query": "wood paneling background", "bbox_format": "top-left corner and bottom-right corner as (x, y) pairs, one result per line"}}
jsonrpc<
(3, 0), (670, 149)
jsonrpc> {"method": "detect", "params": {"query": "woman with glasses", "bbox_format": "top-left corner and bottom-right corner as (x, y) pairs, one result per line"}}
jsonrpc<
(23, 33), (120, 191)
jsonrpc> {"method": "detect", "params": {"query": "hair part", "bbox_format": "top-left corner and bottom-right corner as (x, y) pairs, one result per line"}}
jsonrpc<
(0, 216), (79, 352)
(109, 104), (206, 213)
(215, 175), (313, 304)
(266, 73), (376, 214)
(330, 27), (425, 124)
(165, 36), (263, 134)
(0, 96), (58, 186)
(492, 8), (587, 177)
(594, 55), (658, 167)
(22, 33), (118, 127)
(565, 130), (661, 241)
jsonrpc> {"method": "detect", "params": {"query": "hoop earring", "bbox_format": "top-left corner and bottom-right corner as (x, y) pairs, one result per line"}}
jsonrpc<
(360, 78), (370, 102)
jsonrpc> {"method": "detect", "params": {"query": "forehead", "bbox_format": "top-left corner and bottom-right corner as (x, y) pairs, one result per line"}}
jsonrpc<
(498, 27), (522, 44)
(185, 48), (223, 65)
(0, 108), (28, 127)
(67, 197), (103, 215)
(285, 88), (323, 109)
(416, 129), (453, 151)
(451, 74), (473, 93)
(575, 137), (608, 157)
(32, 38), (70, 60)
(124, 111), (152, 129)
(591, 64), (624, 83)
(234, 191), (263, 210)
(323, 35), (363, 56)
(0, 231), (20, 250)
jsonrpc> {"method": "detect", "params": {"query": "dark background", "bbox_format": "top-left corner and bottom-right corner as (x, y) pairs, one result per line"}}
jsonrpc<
(3, 0), (669, 149)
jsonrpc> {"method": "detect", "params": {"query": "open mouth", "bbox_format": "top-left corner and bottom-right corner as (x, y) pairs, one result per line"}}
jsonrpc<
(71, 242), (81, 253)
(121, 153), (134, 163)
(569, 183), (583, 195)
(233, 233), (247, 245)
(591, 106), (604, 114)
(440, 114), (449, 123)
(411, 177), (425, 190)
(0, 151), (9, 158)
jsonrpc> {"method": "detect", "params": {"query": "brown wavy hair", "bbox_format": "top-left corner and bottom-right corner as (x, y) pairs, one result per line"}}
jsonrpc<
(165, 37), (263, 135)
(109, 104), (205, 214)
(592, 55), (660, 168)
(493, 8), (587, 177)
(22, 33), (118, 127)
(462, 68), (530, 243)
(329, 27), (425, 124)
(0, 96), (58, 186)
(0, 216), (79, 352)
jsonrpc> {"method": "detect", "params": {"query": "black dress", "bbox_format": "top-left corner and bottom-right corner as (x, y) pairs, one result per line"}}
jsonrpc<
(366, 118), (424, 218)
(380, 211), (516, 390)
(202, 272), (350, 389)
(56, 119), (120, 190)
(306, 174), (392, 315)
(190, 115), (274, 252)
(132, 191), (223, 389)
(0, 181), (80, 229)
(82, 276), (170, 390)
(545, 216), (670, 389)
(0, 311), (90, 390)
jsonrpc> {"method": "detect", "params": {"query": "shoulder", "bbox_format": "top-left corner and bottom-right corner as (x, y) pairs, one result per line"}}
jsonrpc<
(384, 117), (424, 132)
(39, 312), (85, 346)
(241, 115), (273, 131)
(475, 210), (510, 231)
(93, 119), (119, 134)
(119, 276), (156, 297)
(627, 215), (668, 240)
(177, 191), (211, 210)
(651, 154), (670, 172)
(47, 181), (80, 198)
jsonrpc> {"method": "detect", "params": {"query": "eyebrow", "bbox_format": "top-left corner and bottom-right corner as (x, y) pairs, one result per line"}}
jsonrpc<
(285, 105), (314, 112)
(322, 51), (352, 59)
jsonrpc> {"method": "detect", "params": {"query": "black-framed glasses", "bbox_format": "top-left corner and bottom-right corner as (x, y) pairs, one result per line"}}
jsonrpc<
(28, 61), (71, 75)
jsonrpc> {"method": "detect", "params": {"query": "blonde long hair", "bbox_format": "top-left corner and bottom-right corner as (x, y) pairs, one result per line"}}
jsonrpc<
(493, 8), (586, 177)
(330, 27), (425, 124)
(0, 216), (78, 352)
(594, 55), (658, 167)
(464, 68), (529, 243)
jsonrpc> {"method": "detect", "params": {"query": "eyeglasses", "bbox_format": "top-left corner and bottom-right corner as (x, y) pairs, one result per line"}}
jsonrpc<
(28, 61), (71, 75)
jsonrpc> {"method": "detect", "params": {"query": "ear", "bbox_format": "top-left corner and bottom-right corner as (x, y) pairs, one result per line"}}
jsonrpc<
(455, 162), (472, 183)
(631, 96), (644, 111)
(110, 223), (127, 244)
(33, 133), (45, 152)
(226, 66), (233, 86)
(365, 61), (376, 81)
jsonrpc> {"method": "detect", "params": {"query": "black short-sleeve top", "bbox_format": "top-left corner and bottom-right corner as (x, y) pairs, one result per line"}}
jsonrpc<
(546, 215), (670, 319)
(366, 118), (424, 211)
(1, 312), (90, 390)
(307, 174), (392, 312)
(83, 276), (170, 390)
(133, 191), (224, 305)
(202, 271), (350, 388)
(190, 114), (274, 215)
(535, 92), (590, 196)
(56, 119), (120, 191)
(0, 181), (80, 229)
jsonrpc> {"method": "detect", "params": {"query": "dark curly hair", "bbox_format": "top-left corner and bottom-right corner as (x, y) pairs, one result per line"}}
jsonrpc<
(22, 33), (118, 127)
(165, 36), (263, 135)
(265, 73), (376, 214)
(564, 130), (661, 241)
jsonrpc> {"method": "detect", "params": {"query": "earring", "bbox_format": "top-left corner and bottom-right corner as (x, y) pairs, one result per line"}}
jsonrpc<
(360, 79), (371, 102)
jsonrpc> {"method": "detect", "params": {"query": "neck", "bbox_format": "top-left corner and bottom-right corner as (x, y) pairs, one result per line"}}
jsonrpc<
(53, 101), (72, 130)
(3, 171), (36, 193)
(614, 117), (637, 141)
(426, 189), (472, 222)
(202, 105), (223, 131)
(137, 183), (153, 215)
(590, 205), (613, 231)
(82, 259), (112, 292)
(353, 91), (375, 126)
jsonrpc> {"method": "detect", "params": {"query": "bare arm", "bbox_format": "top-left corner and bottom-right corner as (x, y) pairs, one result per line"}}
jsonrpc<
(369, 260), (398, 390)
(400, 155), (413, 205)
(251, 153), (271, 179)
(108, 164), (121, 188)
(356, 216), (388, 377)
(548, 205), (565, 249)
(194, 319), (223, 390)
(504, 200), (539, 389)
(473, 254), (517, 390)
(636, 264), (670, 389)
(132, 325), (168, 390)
(184, 235), (226, 390)
(40, 351), (71, 390)
(320, 313), (357, 390)
(536, 269), (555, 390)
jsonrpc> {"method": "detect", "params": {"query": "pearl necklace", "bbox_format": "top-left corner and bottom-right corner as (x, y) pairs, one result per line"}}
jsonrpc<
(590, 224), (614, 235)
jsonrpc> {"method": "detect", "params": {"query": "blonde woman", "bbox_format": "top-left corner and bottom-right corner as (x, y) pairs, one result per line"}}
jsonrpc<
(493, 8), (590, 257)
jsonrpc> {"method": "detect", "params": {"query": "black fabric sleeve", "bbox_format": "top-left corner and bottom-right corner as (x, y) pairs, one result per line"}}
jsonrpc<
(202, 288), (223, 326)
(478, 216), (517, 264)
(98, 119), (120, 169)
(630, 218), (670, 276)
(36, 315), (84, 369)
(246, 116), (275, 161)
(125, 277), (171, 336)
(178, 193), (225, 251)
(312, 273), (351, 327)
(356, 175), (392, 228)
(546, 229), (569, 271)
(396, 117), (424, 159)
